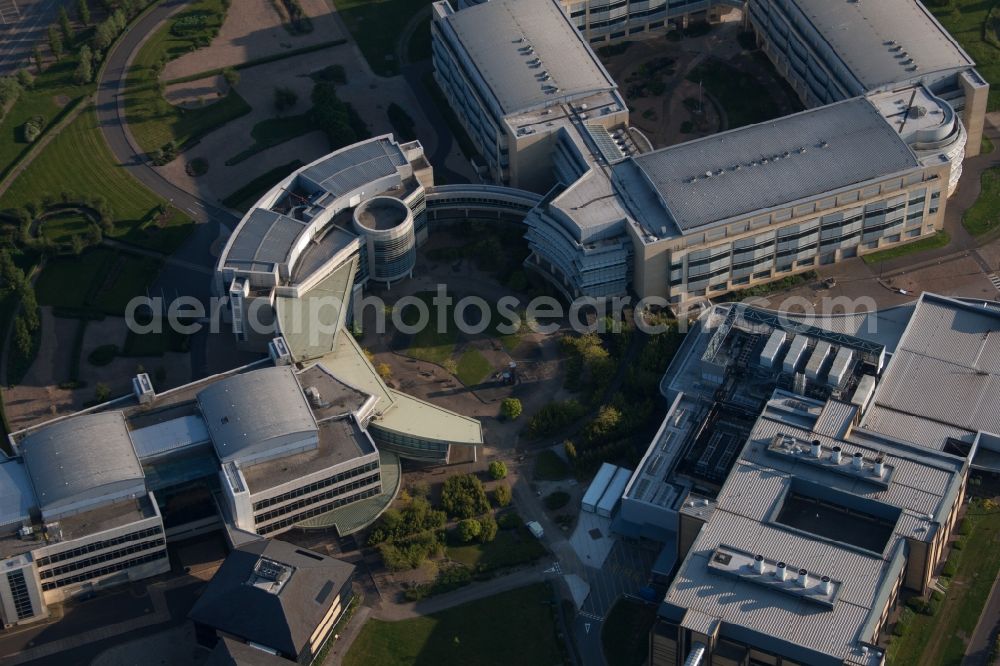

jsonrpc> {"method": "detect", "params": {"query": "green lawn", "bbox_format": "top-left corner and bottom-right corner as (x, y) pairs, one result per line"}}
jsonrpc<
(399, 291), (459, 365)
(447, 526), (546, 573)
(344, 583), (563, 666)
(0, 56), (94, 181)
(932, 0), (1000, 111)
(38, 211), (95, 244)
(34, 248), (163, 315)
(0, 107), (192, 253)
(862, 231), (950, 264)
(982, 134), (994, 155)
(334, 0), (433, 76)
(964, 167), (1000, 236)
(221, 160), (304, 211)
(407, 15), (432, 63)
(533, 450), (570, 481)
(455, 348), (492, 386)
(886, 499), (1000, 666)
(602, 598), (658, 666)
(224, 113), (316, 165)
(687, 56), (786, 128)
(124, 0), (251, 152)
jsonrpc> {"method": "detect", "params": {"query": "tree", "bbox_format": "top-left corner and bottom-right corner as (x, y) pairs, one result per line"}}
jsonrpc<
(456, 518), (481, 542)
(0, 251), (24, 296)
(222, 67), (239, 88)
(488, 460), (508, 480)
(564, 439), (577, 461)
(48, 25), (64, 61)
(95, 382), (111, 403)
(13, 317), (32, 357)
(273, 86), (298, 113)
(500, 397), (522, 421)
(75, 45), (93, 84)
(33, 45), (44, 73)
(441, 474), (490, 519)
(493, 483), (512, 508)
(16, 69), (34, 89)
(77, 0), (90, 25)
(478, 515), (498, 543)
(58, 6), (74, 45)
(19, 287), (39, 331)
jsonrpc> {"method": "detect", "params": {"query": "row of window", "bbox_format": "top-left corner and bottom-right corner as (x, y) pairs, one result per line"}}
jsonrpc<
(36, 526), (164, 568)
(258, 486), (381, 535)
(41, 550), (168, 591)
(255, 473), (381, 524)
(40, 539), (166, 580)
(7, 570), (34, 620)
(252, 461), (380, 511)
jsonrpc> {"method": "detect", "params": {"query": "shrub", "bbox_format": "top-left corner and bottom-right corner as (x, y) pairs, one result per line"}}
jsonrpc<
(457, 518), (481, 542)
(94, 382), (111, 403)
(22, 116), (45, 143)
(952, 537), (964, 551)
(441, 474), (490, 519)
(942, 560), (957, 577)
(493, 483), (512, 507)
(367, 496), (446, 545)
(478, 515), (498, 543)
(544, 491), (570, 511)
(894, 607), (915, 636)
(273, 86), (298, 113)
(185, 158), (209, 176)
(500, 397), (522, 420)
(488, 460), (508, 480)
(88, 344), (119, 366)
(223, 67), (239, 88)
(526, 400), (586, 438)
(680, 120), (694, 133)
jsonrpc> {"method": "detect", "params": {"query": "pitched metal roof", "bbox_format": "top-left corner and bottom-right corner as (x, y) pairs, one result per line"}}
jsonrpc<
(781, 0), (974, 91)
(20, 412), (144, 513)
(620, 98), (919, 232)
(438, 0), (617, 116)
(197, 366), (318, 464)
(189, 539), (355, 658)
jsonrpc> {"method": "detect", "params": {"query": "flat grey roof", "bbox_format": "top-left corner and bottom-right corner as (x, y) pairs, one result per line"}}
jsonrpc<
(865, 294), (1000, 440)
(197, 366), (318, 464)
(0, 459), (34, 529)
(620, 98), (920, 233)
(295, 364), (372, 421)
(299, 137), (407, 195)
(224, 209), (307, 272)
(20, 412), (144, 514)
(438, 0), (617, 116)
(240, 417), (375, 494)
(787, 0), (973, 91)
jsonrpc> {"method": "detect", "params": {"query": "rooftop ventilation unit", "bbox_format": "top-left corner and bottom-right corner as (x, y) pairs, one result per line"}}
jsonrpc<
(133, 372), (155, 404)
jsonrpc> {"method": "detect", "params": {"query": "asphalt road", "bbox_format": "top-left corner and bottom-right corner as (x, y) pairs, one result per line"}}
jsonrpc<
(0, 0), (61, 76)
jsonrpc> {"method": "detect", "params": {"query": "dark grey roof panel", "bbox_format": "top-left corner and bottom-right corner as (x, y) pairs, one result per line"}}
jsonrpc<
(622, 98), (920, 231)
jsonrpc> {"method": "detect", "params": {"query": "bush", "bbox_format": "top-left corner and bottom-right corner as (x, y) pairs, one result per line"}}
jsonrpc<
(378, 530), (443, 571)
(544, 491), (570, 511)
(942, 560), (957, 577)
(185, 158), (209, 176)
(367, 496), (445, 545)
(273, 86), (298, 112)
(488, 460), (508, 480)
(22, 116), (45, 143)
(526, 400), (586, 438)
(500, 397), (522, 421)
(441, 474), (490, 519)
(478, 515), (498, 543)
(498, 511), (523, 530)
(952, 537), (964, 551)
(88, 344), (119, 366)
(493, 483), (512, 508)
(894, 607), (915, 636)
(457, 518), (481, 542)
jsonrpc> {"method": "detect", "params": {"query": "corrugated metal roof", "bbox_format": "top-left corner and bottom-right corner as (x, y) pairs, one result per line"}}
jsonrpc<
(438, 0), (617, 116)
(782, 0), (974, 91)
(622, 98), (919, 231)
(862, 405), (974, 451)
(0, 459), (34, 528)
(131, 415), (211, 460)
(20, 412), (144, 512)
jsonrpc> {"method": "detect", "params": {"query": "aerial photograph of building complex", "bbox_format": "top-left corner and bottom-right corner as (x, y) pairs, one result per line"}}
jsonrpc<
(1, 0), (1000, 662)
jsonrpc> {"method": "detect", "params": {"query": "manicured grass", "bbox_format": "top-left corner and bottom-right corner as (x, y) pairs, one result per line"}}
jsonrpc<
(344, 583), (562, 666)
(455, 348), (492, 386)
(982, 134), (994, 155)
(886, 499), (1000, 666)
(964, 167), (1000, 236)
(533, 450), (570, 481)
(686, 56), (786, 128)
(399, 291), (459, 365)
(602, 598), (658, 666)
(224, 113), (316, 165)
(221, 160), (304, 211)
(34, 248), (163, 315)
(39, 211), (94, 244)
(0, 56), (94, 181)
(0, 107), (192, 254)
(931, 0), (1000, 112)
(862, 231), (950, 264)
(124, 0), (251, 152)
(407, 15), (432, 63)
(723, 270), (817, 301)
(334, 0), (432, 76)
(447, 527), (546, 573)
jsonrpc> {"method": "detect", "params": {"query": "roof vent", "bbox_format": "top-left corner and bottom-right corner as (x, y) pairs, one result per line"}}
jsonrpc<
(797, 569), (809, 588)
(775, 562), (789, 582)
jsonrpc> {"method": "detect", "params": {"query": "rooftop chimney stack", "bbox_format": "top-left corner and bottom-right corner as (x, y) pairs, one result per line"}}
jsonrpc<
(831, 446), (842, 464)
(821, 575), (833, 595)
(776, 562), (788, 582)
(874, 457), (886, 478)
(852, 452), (864, 471)
(753, 554), (765, 574)
(798, 568), (809, 588)
(811, 439), (822, 458)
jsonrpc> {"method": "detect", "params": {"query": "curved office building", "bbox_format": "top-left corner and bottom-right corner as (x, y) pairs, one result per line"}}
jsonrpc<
(352, 196), (417, 284)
